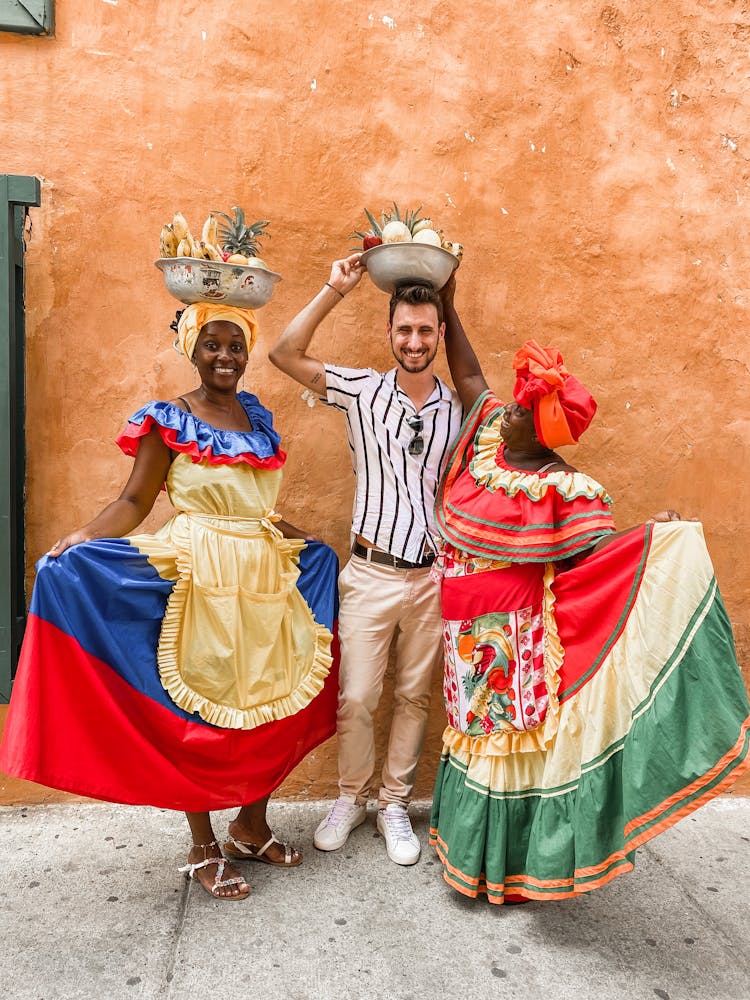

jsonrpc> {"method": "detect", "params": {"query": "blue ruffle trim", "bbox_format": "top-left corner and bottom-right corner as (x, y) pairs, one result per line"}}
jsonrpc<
(124, 392), (282, 460)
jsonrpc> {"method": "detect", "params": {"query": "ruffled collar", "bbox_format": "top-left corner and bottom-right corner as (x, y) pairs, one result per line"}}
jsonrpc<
(117, 392), (285, 468)
(470, 410), (612, 505)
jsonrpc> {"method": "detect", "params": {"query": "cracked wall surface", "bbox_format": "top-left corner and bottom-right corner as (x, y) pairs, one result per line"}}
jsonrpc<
(1, 0), (748, 799)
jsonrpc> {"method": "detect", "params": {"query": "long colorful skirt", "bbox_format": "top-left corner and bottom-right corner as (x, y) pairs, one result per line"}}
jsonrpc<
(0, 539), (339, 811)
(430, 522), (750, 903)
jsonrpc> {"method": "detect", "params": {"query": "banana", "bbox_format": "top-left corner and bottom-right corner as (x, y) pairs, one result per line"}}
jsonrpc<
(202, 215), (218, 246)
(172, 212), (189, 241)
(159, 224), (178, 258)
(176, 238), (192, 258)
(187, 234), (201, 258)
(202, 242), (222, 262)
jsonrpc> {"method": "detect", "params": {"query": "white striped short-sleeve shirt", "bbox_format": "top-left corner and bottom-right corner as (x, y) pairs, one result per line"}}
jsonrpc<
(324, 365), (463, 562)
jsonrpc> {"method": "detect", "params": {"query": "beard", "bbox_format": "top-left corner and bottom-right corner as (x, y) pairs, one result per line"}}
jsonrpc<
(391, 342), (438, 374)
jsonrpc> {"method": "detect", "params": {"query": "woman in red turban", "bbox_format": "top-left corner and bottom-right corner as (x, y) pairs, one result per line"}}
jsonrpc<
(428, 277), (750, 905)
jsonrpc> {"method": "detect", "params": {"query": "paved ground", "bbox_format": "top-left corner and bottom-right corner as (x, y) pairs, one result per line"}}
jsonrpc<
(1, 798), (748, 1000)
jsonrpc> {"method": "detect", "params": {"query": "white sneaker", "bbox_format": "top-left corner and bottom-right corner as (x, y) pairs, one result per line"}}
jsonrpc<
(313, 798), (367, 851)
(376, 804), (421, 866)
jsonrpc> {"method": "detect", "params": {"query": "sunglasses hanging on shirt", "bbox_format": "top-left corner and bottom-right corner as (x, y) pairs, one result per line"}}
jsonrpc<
(406, 415), (424, 456)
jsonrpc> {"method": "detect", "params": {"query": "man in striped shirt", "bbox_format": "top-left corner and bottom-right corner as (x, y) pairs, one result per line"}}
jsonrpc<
(270, 254), (462, 866)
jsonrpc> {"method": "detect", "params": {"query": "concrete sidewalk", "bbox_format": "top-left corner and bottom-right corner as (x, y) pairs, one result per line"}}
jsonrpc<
(1, 799), (748, 1000)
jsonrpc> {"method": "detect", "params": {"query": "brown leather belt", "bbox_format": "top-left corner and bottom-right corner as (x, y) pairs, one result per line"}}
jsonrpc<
(351, 541), (435, 571)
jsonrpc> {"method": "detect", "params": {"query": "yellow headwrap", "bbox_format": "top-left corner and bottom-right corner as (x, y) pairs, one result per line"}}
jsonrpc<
(176, 303), (259, 361)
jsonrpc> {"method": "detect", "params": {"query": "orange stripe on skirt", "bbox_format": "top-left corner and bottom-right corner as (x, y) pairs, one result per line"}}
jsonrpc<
(624, 717), (750, 839)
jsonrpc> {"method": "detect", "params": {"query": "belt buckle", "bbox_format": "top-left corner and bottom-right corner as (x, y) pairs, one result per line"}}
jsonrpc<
(353, 542), (431, 570)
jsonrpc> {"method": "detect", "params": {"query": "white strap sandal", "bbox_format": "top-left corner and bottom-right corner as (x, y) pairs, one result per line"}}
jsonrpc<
(224, 833), (301, 867)
(178, 854), (249, 900)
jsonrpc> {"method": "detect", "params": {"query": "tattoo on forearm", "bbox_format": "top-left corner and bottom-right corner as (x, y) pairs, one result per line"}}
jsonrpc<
(311, 372), (322, 385)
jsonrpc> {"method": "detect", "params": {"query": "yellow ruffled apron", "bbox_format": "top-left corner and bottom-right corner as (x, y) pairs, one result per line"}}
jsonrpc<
(129, 455), (332, 730)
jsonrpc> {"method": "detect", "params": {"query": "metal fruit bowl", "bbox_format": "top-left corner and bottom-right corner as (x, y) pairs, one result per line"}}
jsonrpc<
(155, 257), (282, 308)
(360, 242), (459, 293)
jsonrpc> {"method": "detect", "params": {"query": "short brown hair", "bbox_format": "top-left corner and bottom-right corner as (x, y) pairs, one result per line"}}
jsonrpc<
(388, 283), (443, 325)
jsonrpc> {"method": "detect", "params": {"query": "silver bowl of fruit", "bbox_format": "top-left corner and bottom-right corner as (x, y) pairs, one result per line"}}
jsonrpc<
(155, 257), (282, 308)
(360, 242), (459, 293)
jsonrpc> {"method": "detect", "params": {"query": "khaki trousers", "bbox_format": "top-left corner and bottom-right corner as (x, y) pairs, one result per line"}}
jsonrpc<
(335, 553), (444, 809)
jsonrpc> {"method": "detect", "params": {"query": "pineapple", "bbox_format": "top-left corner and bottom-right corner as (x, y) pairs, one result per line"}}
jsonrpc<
(214, 206), (270, 263)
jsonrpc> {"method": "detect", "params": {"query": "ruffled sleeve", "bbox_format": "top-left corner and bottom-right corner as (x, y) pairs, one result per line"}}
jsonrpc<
(115, 392), (286, 469)
(436, 390), (615, 562)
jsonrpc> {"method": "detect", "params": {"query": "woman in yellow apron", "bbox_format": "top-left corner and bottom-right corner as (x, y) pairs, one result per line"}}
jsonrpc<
(1, 303), (338, 901)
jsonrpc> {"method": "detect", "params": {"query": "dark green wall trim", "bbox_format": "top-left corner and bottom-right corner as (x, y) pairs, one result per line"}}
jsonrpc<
(0, 174), (41, 702)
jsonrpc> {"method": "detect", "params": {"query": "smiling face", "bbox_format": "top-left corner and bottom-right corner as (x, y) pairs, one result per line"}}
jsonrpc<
(387, 302), (445, 374)
(499, 400), (538, 449)
(193, 320), (248, 390)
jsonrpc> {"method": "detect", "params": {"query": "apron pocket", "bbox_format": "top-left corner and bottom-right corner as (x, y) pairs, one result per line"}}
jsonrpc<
(179, 583), (294, 710)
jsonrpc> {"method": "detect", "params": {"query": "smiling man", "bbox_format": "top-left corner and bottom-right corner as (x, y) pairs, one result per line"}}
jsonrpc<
(269, 254), (462, 865)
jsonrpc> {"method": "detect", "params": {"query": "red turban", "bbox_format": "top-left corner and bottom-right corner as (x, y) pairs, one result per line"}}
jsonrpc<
(512, 340), (597, 448)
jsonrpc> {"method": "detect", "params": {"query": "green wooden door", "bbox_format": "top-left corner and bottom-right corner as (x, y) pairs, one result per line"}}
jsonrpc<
(0, 175), (41, 701)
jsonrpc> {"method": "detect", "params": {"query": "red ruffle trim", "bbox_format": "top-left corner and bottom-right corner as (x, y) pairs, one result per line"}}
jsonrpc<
(115, 417), (286, 470)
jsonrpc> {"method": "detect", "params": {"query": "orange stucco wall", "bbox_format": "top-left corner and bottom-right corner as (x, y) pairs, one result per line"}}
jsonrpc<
(2, 1), (749, 803)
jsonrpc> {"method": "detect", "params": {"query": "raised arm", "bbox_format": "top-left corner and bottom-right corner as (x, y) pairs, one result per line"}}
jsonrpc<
(46, 426), (171, 557)
(440, 275), (489, 411)
(269, 254), (364, 393)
